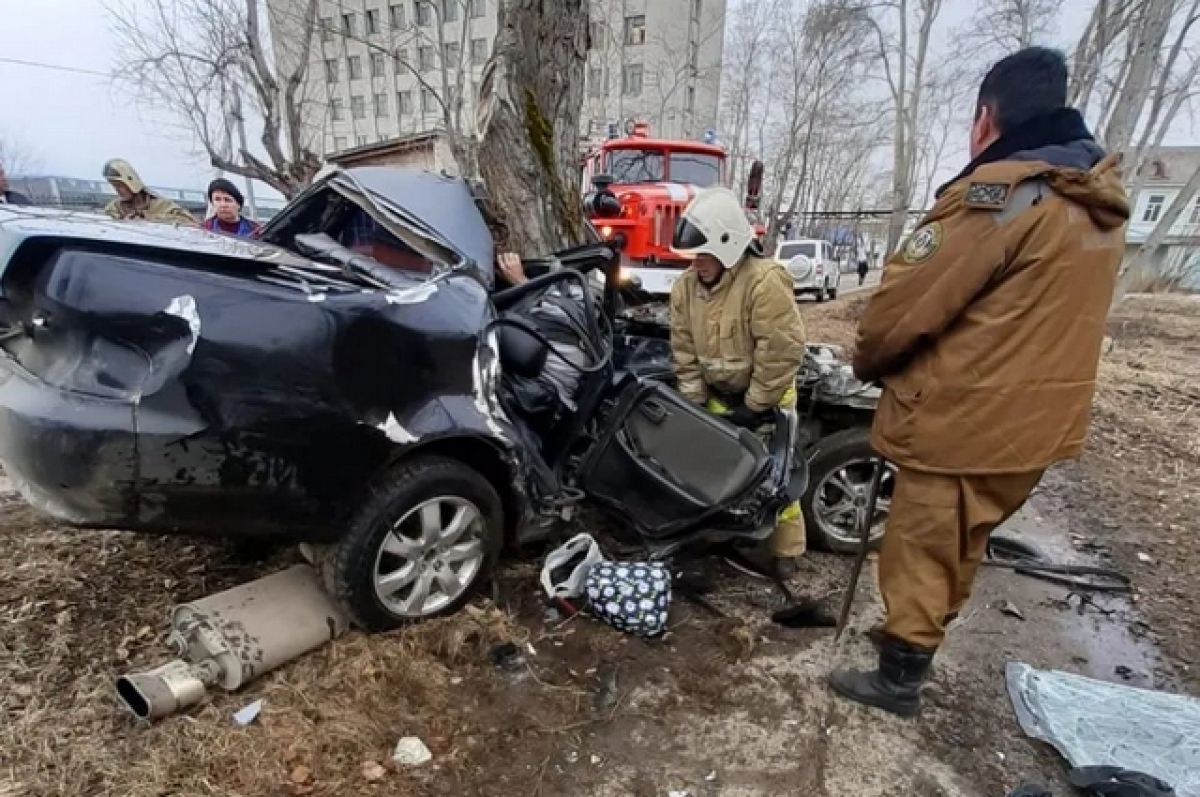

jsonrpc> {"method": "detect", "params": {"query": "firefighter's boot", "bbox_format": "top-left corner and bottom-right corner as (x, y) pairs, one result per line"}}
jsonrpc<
(829, 638), (934, 717)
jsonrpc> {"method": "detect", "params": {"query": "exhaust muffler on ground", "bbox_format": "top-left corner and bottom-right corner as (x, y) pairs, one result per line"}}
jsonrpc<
(116, 564), (349, 721)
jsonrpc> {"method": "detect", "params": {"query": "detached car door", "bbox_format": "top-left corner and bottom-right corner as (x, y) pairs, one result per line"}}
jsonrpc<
(575, 375), (775, 540)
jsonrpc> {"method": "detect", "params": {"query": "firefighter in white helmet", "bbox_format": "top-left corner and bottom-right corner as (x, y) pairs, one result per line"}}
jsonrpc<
(669, 186), (808, 577)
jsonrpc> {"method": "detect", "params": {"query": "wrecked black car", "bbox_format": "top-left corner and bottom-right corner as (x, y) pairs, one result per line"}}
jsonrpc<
(0, 168), (803, 630)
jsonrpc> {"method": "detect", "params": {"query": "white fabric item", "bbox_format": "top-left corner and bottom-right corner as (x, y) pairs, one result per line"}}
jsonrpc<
(540, 532), (605, 599)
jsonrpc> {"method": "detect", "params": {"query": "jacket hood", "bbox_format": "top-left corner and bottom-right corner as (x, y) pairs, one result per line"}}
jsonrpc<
(1045, 153), (1130, 231)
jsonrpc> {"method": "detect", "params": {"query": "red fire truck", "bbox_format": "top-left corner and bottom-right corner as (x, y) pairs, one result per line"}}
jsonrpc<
(582, 122), (761, 296)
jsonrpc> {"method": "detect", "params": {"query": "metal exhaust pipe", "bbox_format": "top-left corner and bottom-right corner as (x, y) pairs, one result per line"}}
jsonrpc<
(115, 565), (349, 721)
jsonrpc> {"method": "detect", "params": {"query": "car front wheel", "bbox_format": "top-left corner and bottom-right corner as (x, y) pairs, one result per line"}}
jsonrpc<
(318, 455), (503, 631)
(800, 427), (894, 554)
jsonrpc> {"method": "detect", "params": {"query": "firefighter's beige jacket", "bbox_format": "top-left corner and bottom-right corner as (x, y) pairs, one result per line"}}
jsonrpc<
(669, 255), (806, 412)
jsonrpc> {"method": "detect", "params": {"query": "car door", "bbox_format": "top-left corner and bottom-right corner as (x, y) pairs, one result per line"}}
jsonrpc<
(575, 375), (777, 540)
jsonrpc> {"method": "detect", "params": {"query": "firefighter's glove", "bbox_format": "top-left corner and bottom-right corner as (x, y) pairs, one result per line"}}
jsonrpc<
(727, 405), (771, 429)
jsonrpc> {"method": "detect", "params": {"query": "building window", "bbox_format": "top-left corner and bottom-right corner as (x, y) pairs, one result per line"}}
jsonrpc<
(1143, 194), (1165, 223)
(422, 87), (437, 113)
(588, 67), (603, 98)
(351, 95), (366, 119)
(418, 45), (435, 71)
(393, 48), (410, 71)
(415, 1), (433, 25)
(469, 0), (485, 18)
(374, 92), (389, 116)
(371, 52), (386, 76)
(1190, 197), (1200, 225)
(389, 4), (405, 27)
(365, 8), (380, 34)
(398, 90), (413, 114)
(356, 134), (368, 146)
(334, 136), (348, 150)
(330, 97), (344, 120)
(470, 37), (488, 65)
(324, 59), (339, 83)
(444, 42), (460, 65)
(624, 15), (646, 45)
(319, 16), (333, 42)
(348, 55), (363, 79)
(686, 85), (695, 111)
(443, 0), (458, 22)
(341, 12), (356, 36)
(622, 63), (643, 96)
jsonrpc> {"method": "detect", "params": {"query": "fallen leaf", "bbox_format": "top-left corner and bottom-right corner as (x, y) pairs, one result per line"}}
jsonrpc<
(361, 760), (386, 782)
(290, 765), (311, 784)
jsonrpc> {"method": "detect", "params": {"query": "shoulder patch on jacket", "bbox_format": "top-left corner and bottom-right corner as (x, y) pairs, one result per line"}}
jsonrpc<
(964, 182), (1010, 209)
(900, 222), (943, 263)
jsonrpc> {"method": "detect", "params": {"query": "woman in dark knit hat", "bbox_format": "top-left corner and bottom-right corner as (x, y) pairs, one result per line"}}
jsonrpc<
(203, 177), (261, 237)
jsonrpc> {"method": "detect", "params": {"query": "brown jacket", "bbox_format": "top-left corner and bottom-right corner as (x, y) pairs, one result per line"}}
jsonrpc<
(855, 154), (1129, 474)
(670, 255), (806, 411)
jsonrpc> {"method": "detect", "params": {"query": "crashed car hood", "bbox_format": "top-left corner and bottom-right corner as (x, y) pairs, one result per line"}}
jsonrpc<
(0, 206), (315, 288)
(264, 167), (495, 288)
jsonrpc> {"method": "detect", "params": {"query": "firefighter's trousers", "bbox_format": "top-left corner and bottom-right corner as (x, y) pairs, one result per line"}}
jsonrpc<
(879, 466), (1044, 649)
(706, 388), (806, 559)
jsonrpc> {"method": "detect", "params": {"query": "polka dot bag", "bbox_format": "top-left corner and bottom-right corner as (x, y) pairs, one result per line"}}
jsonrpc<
(584, 561), (671, 638)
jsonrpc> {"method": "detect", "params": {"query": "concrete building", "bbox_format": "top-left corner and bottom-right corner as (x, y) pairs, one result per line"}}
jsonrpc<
(269, 0), (726, 170)
(583, 0), (727, 144)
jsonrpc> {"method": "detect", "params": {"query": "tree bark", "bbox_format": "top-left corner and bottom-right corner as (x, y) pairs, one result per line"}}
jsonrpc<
(476, 0), (589, 256)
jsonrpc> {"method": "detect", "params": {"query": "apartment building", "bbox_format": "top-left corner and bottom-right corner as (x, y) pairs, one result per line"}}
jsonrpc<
(268, 0), (726, 168)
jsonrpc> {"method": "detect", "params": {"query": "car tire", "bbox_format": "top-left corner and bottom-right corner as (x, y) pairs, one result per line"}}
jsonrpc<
(319, 455), (503, 632)
(815, 287), (827, 303)
(800, 427), (894, 554)
(828, 279), (838, 300)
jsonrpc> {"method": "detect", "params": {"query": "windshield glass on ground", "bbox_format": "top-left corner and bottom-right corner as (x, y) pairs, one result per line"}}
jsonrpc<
(608, 149), (664, 183)
(779, 242), (817, 259)
(668, 152), (722, 187)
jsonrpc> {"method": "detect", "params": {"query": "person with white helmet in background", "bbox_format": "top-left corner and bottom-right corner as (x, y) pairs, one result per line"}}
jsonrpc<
(669, 186), (809, 578)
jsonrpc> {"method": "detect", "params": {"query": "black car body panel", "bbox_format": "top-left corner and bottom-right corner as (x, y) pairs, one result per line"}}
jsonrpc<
(0, 169), (796, 557)
(0, 173), (519, 540)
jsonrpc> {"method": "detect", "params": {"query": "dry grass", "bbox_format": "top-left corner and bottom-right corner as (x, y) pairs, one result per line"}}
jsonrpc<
(0, 501), (577, 797)
(800, 293), (870, 350)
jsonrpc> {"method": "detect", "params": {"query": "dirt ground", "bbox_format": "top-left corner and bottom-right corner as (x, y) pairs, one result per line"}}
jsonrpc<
(1, 293), (1196, 797)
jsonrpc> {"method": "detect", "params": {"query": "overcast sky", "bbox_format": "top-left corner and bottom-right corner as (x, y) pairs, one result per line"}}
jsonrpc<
(0, 0), (1193, 195)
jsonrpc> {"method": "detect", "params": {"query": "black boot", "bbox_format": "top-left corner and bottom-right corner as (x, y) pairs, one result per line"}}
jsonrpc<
(829, 639), (934, 717)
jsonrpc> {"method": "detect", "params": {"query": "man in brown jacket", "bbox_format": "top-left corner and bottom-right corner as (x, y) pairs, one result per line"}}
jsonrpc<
(830, 48), (1129, 716)
(102, 159), (196, 225)
(669, 187), (808, 576)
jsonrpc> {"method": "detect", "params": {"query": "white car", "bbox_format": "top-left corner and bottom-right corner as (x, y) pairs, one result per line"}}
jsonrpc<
(775, 239), (841, 301)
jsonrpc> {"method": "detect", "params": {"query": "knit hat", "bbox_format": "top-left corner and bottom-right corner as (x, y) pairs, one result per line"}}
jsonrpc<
(207, 177), (244, 208)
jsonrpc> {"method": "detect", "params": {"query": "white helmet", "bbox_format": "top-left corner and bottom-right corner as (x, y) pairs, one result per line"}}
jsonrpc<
(671, 186), (754, 269)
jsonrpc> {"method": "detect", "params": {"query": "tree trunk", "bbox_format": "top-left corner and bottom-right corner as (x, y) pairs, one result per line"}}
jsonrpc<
(476, 0), (589, 256)
(1101, 0), (1176, 152)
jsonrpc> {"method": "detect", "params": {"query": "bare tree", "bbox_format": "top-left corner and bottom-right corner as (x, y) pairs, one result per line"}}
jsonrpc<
(0, 133), (42, 176)
(1100, 0), (1179, 152)
(965, 0), (1065, 53)
(643, 17), (724, 139)
(110, 0), (323, 198)
(867, 0), (947, 254)
(720, 0), (779, 195)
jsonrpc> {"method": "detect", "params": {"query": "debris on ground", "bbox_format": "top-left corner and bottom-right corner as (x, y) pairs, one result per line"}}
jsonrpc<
(392, 736), (433, 767)
(998, 600), (1027, 621)
(360, 760), (387, 782)
(1006, 662), (1199, 795)
(232, 699), (263, 727)
(489, 641), (524, 672)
